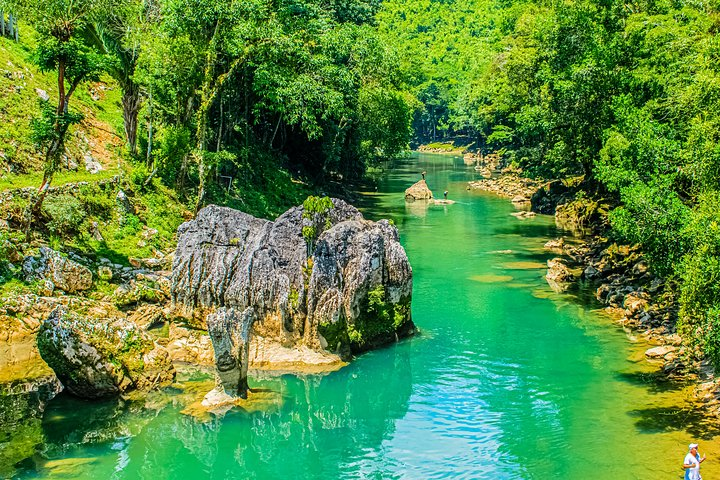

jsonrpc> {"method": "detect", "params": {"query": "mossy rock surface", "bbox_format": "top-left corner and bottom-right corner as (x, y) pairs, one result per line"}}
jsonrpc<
(319, 288), (413, 357)
(37, 307), (175, 399)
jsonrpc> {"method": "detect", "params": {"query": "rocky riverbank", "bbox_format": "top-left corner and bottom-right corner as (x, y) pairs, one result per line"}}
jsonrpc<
(469, 170), (720, 418)
(467, 171), (543, 205)
(0, 197), (415, 417)
(417, 144), (466, 154)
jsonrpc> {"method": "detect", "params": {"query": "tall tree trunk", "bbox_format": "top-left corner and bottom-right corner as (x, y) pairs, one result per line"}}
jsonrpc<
(1, 10), (6, 38)
(7, 13), (16, 41)
(216, 98), (223, 152)
(177, 153), (188, 192)
(193, 20), (221, 214)
(26, 58), (69, 238)
(146, 90), (153, 167)
(122, 79), (142, 156)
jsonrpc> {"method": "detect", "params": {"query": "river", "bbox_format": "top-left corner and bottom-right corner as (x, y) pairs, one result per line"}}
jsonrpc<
(5, 152), (719, 479)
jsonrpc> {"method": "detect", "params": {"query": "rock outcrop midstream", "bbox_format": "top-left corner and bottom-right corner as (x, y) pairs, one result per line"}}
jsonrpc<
(404, 180), (433, 200)
(203, 307), (254, 403)
(172, 199), (415, 400)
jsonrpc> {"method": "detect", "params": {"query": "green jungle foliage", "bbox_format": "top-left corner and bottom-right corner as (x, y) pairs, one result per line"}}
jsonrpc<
(4, 0), (720, 367)
(3, 0), (415, 214)
(301, 195), (334, 255)
(379, 0), (720, 365)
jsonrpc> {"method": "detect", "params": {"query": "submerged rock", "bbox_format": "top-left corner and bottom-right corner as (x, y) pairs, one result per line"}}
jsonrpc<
(404, 180), (433, 200)
(545, 258), (578, 292)
(172, 199), (415, 367)
(510, 211), (536, 219)
(0, 374), (62, 426)
(37, 307), (175, 399)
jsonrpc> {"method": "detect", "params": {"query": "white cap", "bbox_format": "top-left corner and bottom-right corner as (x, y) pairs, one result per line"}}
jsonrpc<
(689, 443), (699, 450)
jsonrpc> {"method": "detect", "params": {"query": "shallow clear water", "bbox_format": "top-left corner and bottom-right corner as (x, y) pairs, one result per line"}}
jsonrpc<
(5, 153), (719, 479)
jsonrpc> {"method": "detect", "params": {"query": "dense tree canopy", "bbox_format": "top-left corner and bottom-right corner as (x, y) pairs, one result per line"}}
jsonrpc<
(379, 0), (720, 365)
(127, 0), (415, 211)
(11, 0), (720, 364)
(13, 0), (415, 215)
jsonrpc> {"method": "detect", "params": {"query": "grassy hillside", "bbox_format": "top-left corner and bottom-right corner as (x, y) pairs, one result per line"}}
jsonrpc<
(0, 31), (125, 185)
(0, 27), (308, 283)
(0, 30), (190, 275)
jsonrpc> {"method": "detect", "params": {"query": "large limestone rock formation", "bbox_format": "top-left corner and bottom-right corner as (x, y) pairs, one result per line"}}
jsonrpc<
(404, 180), (433, 200)
(172, 199), (415, 398)
(37, 307), (175, 399)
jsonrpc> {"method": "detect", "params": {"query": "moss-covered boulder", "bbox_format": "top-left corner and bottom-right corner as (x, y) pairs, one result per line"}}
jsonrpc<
(37, 307), (175, 399)
(555, 197), (609, 234)
(22, 247), (93, 294)
(308, 219), (414, 356)
(530, 179), (574, 215)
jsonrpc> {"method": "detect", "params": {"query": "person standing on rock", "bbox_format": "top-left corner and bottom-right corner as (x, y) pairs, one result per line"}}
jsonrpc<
(444, 190), (448, 200)
(683, 443), (706, 480)
(421, 171), (426, 180)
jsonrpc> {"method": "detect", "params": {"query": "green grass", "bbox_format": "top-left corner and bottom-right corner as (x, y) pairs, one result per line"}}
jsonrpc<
(64, 170), (188, 265)
(0, 29), (125, 185)
(0, 34), (48, 173)
(424, 142), (461, 151)
(0, 166), (121, 191)
(0, 278), (37, 298)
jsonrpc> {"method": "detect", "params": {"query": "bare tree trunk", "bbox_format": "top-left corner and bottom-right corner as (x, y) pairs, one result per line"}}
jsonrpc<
(177, 153), (188, 192)
(146, 90), (153, 167)
(27, 59), (69, 237)
(7, 13), (16, 42)
(216, 98), (223, 152)
(25, 131), (66, 239)
(122, 80), (142, 156)
(193, 20), (220, 214)
(270, 115), (281, 148)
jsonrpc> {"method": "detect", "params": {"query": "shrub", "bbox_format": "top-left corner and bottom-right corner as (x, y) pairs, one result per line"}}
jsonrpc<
(301, 195), (334, 256)
(77, 184), (115, 219)
(609, 180), (690, 276)
(42, 194), (86, 235)
(130, 163), (151, 190)
(0, 196), (29, 226)
(678, 192), (720, 366)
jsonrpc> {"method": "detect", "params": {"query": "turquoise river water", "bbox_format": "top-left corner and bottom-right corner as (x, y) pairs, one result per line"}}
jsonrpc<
(5, 152), (720, 479)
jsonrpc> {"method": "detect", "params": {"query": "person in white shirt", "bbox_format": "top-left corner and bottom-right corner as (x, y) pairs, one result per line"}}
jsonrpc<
(683, 443), (706, 480)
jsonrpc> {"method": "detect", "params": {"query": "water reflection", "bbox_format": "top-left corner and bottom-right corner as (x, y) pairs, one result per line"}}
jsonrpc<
(404, 199), (430, 218)
(7, 152), (720, 479)
(15, 344), (412, 479)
